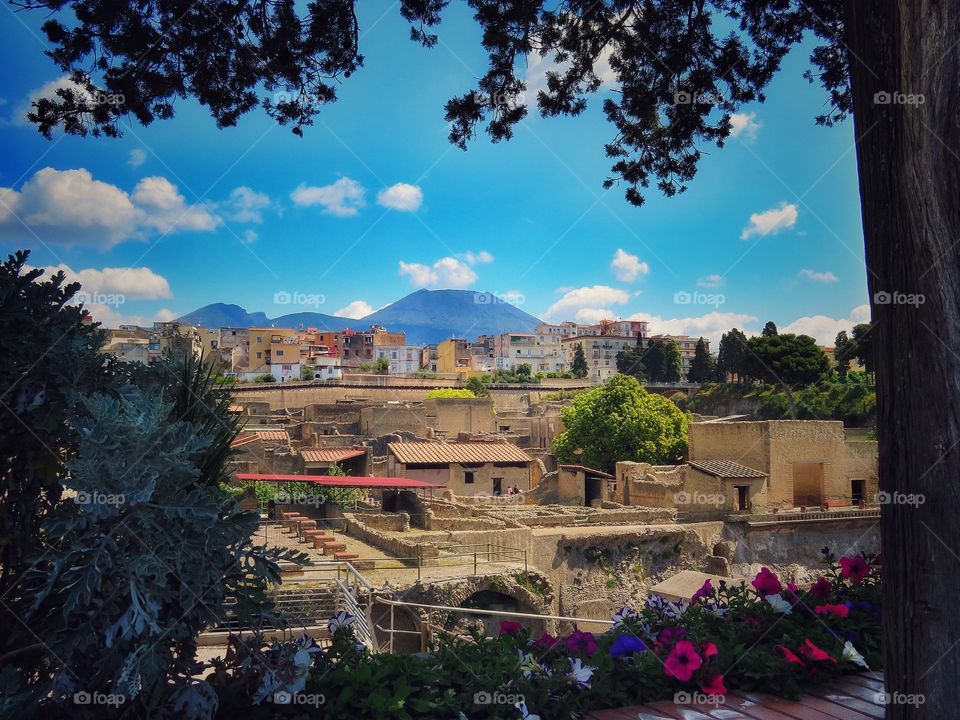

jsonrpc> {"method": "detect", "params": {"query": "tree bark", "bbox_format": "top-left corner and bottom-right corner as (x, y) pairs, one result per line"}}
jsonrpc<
(845, 1), (960, 717)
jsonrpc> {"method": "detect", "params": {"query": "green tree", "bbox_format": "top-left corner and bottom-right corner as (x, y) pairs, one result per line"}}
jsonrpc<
(615, 345), (646, 381)
(465, 376), (490, 397)
(761, 321), (779, 338)
(301, 365), (316, 381)
(687, 338), (714, 384)
(373, 357), (390, 375)
(716, 329), (749, 384)
(0, 251), (125, 598)
(850, 323), (875, 377)
(660, 340), (683, 383)
(515, 363), (532, 381)
(834, 331), (852, 379)
(552, 375), (689, 473)
(571, 343), (588, 379)
(744, 333), (831, 419)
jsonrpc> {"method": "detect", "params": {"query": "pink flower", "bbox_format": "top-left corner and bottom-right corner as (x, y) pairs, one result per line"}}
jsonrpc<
(499, 620), (524, 636)
(751, 567), (782, 597)
(787, 581), (799, 593)
(664, 640), (703, 682)
(700, 674), (727, 696)
(690, 579), (712, 605)
(779, 645), (805, 666)
(532, 633), (557, 650)
(814, 603), (850, 618)
(840, 555), (871, 583)
(565, 630), (598, 655)
(701, 642), (719, 660)
(810, 576), (833, 601)
(799, 638), (837, 664)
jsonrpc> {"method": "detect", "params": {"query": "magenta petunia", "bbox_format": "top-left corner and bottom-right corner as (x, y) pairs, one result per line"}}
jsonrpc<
(532, 633), (557, 650)
(663, 640), (703, 682)
(751, 567), (783, 597)
(499, 620), (524, 636)
(810, 576), (833, 601)
(700, 674), (727, 696)
(701, 642), (719, 660)
(565, 630), (598, 655)
(779, 645), (805, 666)
(690, 579), (713, 605)
(840, 555), (871, 583)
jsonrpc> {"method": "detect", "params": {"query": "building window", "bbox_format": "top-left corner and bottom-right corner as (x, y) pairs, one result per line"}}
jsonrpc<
(276, 350), (283, 357)
(256, 352), (262, 359)
(464, 471), (475, 484)
(256, 336), (262, 343)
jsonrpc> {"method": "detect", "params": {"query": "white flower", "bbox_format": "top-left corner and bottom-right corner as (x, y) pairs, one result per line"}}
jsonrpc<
(517, 650), (548, 679)
(843, 641), (870, 669)
(567, 658), (595, 688)
(611, 607), (638, 629)
(515, 700), (542, 720)
(764, 594), (794, 614)
(328, 611), (355, 633)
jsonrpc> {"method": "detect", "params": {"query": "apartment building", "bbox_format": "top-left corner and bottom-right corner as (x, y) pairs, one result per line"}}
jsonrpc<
(375, 344), (422, 374)
(421, 344), (438, 373)
(562, 334), (638, 381)
(246, 327), (301, 381)
(469, 335), (497, 372)
(148, 322), (203, 364)
(437, 338), (472, 373)
(493, 332), (567, 373)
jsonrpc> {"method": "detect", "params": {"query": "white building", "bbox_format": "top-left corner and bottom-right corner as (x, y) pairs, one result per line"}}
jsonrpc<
(493, 332), (567, 373)
(375, 345), (422, 374)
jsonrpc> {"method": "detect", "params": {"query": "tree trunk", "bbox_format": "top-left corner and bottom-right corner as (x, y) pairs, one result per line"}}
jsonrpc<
(845, 1), (960, 716)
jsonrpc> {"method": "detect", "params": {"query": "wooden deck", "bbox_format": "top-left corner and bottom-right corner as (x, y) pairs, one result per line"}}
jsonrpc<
(587, 671), (885, 719)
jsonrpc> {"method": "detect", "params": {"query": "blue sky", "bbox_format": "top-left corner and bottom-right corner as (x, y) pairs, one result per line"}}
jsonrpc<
(0, 2), (870, 345)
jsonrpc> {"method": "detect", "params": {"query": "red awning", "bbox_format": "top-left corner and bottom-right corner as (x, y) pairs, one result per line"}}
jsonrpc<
(233, 473), (445, 489)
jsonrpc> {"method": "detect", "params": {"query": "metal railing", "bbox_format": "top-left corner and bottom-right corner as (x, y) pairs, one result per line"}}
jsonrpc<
(436, 543), (528, 573)
(372, 595), (614, 653)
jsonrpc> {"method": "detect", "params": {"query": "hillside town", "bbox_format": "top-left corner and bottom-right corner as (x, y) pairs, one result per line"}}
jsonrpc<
(100, 317), (710, 383)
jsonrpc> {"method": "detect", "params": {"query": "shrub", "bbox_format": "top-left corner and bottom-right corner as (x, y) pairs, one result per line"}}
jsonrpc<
(426, 388), (476, 399)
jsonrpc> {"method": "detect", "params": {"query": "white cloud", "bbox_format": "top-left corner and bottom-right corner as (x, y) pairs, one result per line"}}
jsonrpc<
(29, 263), (172, 299)
(610, 248), (649, 282)
(524, 46), (617, 105)
(462, 250), (494, 265)
(741, 202), (798, 240)
(127, 148), (147, 168)
(84, 304), (178, 329)
(798, 269), (839, 283)
(226, 186), (270, 223)
(376, 183), (423, 212)
(13, 76), (91, 126)
(626, 310), (761, 346)
(291, 177), (365, 217)
(543, 285), (631, 321)
(697, 274), (724, 289)
(399, 257), (478, 289)
(132, 176), (220, 233)
(241, 229), (258, 244)
(335, 300), (374, 319)
(729, 112), (761, 140)
(782, 304), (871, 345)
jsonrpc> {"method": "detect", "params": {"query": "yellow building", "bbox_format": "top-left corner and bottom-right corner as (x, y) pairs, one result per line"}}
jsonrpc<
(437, 338), (471, 373)
(247, 327), (300, 378)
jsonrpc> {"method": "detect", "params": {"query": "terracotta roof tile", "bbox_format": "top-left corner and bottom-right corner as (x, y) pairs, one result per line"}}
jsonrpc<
(688, 460), (766, 479)
(230, 430), (289, 448)
(388, 441), (532, 465)
(300, 448), (366, 463)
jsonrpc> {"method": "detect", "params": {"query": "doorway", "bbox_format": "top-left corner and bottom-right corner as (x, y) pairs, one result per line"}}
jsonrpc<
(851, 479), (865, 505)
(792, 462), (825, 507)
(492, 477), (502, 496)
(584, 476), (603, 506)
(736, 486), (750, 512)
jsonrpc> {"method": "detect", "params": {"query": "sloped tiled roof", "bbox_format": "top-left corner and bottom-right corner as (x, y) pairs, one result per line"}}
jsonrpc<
(300, 448), (367, 463)
(558, 464), (615, 479)
(688, 460), (767, 479)
(230, 429), (290, 448)
(388, 441), (532, 465)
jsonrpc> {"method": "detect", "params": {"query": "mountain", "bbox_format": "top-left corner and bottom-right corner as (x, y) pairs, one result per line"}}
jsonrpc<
(177, 289), (543, 344)
(177, 303), (270, 328)
(362, 289), (541, 344)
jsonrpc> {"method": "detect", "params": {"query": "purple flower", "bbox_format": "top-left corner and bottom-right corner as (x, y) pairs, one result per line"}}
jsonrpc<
(610, 634), (647, 658)
(656, 626), (687, 648)
(564, 630), (598, 655)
